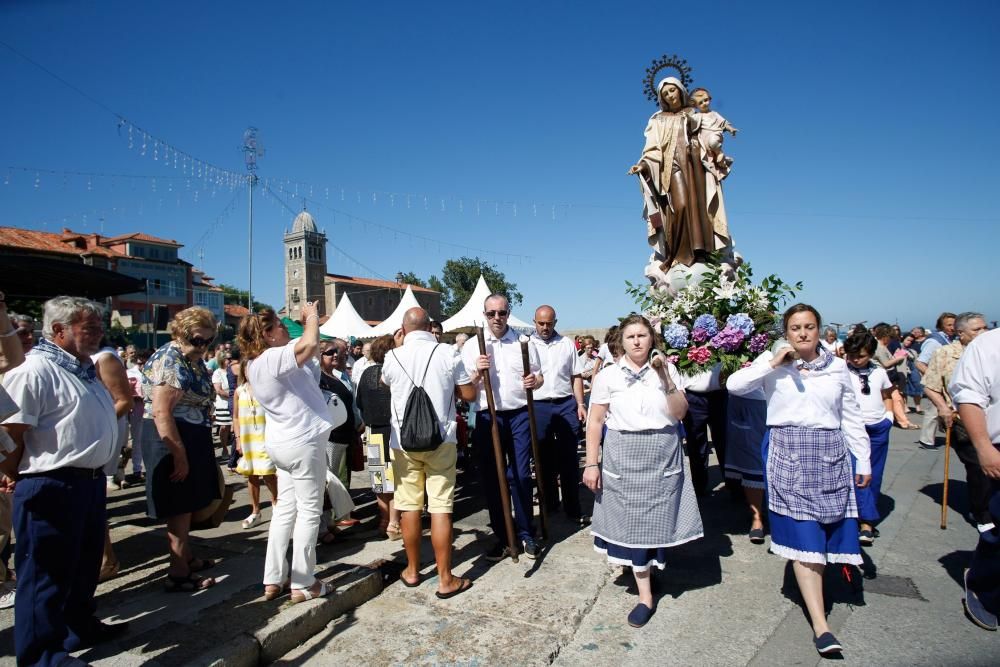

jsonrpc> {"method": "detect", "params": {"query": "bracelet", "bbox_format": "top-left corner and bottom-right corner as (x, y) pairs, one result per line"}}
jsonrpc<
(583, 463), (600, 469)
(0, 328), (17, 338)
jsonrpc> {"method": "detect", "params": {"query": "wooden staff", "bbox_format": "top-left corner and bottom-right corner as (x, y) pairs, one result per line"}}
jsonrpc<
(940, 423), (952, 530)
(519, 336), (548, 542)
(476, 326), (520, 562)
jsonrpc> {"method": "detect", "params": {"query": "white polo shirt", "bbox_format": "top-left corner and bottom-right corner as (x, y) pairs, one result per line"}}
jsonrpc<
(949, 328), (1000, 443)
(589, 359), (683, 431)
(461, 327), (541, 411)
(247, 341), (334, 447)
(531, 332), (584, 400)
(382, 331), (471, 449)
(2, 351), (119, 474)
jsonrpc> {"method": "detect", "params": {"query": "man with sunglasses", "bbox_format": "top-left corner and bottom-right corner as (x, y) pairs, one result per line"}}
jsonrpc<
(460, 294), (543, 559)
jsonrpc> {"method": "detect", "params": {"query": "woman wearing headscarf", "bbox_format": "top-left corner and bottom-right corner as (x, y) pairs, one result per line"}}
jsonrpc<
(140, 307), (221, 592)
(582, 314), (702, 629)
(238, 302), (336, 602)
(727, 304), (871, 656)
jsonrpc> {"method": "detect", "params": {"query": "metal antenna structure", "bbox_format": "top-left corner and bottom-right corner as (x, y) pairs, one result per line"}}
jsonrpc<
(242, 126), (265, 310)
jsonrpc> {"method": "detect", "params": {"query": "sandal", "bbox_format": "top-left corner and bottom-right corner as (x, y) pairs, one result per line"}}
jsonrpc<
(242, 513), (261, 529)
(386, 522), (402, 541)
(290, 580), (333, 603)
(164, 572), (216, 593)
(317, 529), (338, 545)
(188, 558), (215, 572)
(435, 577), (472, 599)
(263, 580), (290, 601)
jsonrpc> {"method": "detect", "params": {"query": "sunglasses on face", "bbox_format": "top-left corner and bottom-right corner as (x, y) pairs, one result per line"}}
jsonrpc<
(485, 310), (509, 318)
(858, 373), (871, 395)
(188, 335), (215, 348)
(322, 349), (340, 357)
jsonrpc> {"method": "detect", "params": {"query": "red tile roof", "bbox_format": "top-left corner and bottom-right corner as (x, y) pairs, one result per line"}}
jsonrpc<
(0, 226), (122, 258)
(224, 304), (250, 317)
(325, 273), (438, 293)
(101, 232), (182, 247)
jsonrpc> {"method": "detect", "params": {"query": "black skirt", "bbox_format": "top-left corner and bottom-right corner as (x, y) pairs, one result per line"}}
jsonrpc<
(140, 418), (221, 520)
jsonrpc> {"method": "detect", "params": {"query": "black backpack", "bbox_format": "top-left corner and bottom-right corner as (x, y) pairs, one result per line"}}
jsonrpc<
(390, 345), (444, 452)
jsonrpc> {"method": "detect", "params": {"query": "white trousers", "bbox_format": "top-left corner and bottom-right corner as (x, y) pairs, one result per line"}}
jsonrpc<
(263, 429), (330, 590)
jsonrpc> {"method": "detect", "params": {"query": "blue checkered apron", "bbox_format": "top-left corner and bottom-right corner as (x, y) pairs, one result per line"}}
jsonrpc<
(591, 427), (704, 548)
(766, 426), (857, 523)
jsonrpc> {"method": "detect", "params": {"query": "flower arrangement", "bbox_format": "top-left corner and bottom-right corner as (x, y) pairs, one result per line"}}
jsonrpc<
(626, 257), (802, 377)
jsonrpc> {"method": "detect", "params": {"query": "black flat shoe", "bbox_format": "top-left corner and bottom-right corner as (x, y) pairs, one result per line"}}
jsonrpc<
(748, 527), (765, 544)
(627, 603), (655, 628)
(814, 632), (842, 655)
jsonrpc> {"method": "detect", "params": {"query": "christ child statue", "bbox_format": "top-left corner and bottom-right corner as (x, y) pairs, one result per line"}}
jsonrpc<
(690, 88), (738, 176)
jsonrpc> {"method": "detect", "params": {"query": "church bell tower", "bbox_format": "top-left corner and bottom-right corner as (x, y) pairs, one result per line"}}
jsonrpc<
(283, 209), (327, 319)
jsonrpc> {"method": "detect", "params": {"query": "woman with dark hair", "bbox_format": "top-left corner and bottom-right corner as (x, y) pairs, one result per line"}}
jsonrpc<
(355, 334), (401, 539)
(582, 314), (702, 628)
(141, 307), (221, 592)
(728, 304), (871, 656)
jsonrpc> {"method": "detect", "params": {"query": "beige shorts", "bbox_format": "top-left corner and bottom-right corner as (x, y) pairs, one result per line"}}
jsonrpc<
(390, 444), (457, 513)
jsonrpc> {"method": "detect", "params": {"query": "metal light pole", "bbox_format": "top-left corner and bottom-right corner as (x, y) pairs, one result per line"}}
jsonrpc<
(242, 127), (264, 311)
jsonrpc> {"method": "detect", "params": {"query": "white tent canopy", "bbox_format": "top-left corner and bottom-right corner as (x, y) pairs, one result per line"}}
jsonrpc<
(368, 285), (423, 336)
(441, 275), (533, 333)
(319, 293), (375, 340)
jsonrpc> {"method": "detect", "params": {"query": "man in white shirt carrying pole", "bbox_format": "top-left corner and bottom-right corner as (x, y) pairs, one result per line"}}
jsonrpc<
(2, 296), (128, 665)
(382, 307), (476, 598)
(530, 305), (589, 525)
(950, 326), (1000, 631)
(462, 294), (544, 560)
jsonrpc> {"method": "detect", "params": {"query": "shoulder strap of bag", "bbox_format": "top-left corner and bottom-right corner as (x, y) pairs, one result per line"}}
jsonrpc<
(418, 344), (439, 388)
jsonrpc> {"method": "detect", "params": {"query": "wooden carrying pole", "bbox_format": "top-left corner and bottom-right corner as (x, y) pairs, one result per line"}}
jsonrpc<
(476, 326), (520, 561)
(940, 424), (952, 530)
(520, 337), (549, 541)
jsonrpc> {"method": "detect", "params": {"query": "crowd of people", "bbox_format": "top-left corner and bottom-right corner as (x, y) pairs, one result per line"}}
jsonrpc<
(1, 291), (998, 663)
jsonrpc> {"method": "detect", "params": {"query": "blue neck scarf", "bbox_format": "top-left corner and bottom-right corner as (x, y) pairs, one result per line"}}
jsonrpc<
(796, 346), (835, 372)
(621, 364), (650, 386)
(31, 338), (97, 382)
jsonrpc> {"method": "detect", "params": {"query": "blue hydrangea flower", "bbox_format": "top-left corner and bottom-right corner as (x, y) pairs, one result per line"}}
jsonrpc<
(726, 313), (755, 337)
(692, 314), (719, 337)
(663, 323), (690, 349)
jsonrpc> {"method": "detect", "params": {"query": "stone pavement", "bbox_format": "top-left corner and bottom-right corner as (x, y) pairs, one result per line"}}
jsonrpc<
(1, 427), (997, 665)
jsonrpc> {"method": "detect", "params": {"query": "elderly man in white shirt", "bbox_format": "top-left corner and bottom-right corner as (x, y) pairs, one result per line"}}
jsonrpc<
(949, 326), (1000, 630)
(461, 293), (543, 560)
(382, 307), (476, 598)
(530, 305), (588, 524)
(1, 296), (128, 665)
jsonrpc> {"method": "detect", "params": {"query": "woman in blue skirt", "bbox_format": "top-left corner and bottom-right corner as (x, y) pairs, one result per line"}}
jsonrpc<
(728, 304), (871, 656)
(583, 314), (703, 628)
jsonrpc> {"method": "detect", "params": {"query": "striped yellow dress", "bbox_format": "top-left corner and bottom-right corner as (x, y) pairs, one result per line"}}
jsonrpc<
(235, 384), (276, 476)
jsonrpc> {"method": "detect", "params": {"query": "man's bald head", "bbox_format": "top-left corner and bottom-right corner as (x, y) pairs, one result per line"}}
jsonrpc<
(533, 305), (557, 341)
(402, 307), (431, 334)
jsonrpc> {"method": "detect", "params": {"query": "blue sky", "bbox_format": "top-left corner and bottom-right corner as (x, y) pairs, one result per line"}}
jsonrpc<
(2, 1), (998, 330)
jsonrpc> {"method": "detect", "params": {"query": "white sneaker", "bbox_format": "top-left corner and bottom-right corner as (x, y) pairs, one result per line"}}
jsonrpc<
(0, 582), (15, 610)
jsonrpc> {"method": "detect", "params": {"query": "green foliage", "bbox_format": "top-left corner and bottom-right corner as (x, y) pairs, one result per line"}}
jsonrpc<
(396, 271), (427, 288)
(218, 283), (272, 311)
(436, 257), (523, 317)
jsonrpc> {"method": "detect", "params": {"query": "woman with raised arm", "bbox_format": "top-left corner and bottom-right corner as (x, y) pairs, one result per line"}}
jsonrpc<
(238, 302), (336, 603)
(727, 304), (871, 657)
(582, 314), (702, 629)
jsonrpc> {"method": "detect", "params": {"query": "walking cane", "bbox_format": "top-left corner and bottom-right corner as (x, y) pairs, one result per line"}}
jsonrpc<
(519, 335), (549, 542)
(940, 423), (952, 530)
(476, 326), (520, 562)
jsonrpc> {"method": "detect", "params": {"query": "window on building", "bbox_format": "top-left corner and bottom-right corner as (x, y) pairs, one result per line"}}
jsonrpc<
(153, 278), (161, 291)
(292, 288), (300, 302)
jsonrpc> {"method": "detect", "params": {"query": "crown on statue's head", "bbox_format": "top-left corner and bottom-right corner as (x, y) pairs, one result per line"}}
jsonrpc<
(643, 54), (694, 104)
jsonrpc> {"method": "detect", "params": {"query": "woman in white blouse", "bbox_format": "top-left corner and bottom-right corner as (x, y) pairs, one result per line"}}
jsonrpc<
(583, 314), (703, 628)
(727, 304), (871, 656)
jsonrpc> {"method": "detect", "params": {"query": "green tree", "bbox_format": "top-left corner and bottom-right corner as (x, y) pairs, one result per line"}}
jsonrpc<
(435, 257), (522, 317)
(395, 271), (427, 288)
(218, 284), (272, 311)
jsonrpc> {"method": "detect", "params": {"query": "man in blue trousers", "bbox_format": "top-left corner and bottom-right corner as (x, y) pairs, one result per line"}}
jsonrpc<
(950, 325), (1000, 631)
(462, 294), (543, 560)
(530, 305), (588, 524)
(1, 296), (128, 666)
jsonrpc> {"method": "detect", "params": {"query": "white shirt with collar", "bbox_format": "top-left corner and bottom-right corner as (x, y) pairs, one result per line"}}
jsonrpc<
(589, 358), (683, 431)
(461, 326), (541, 411)
(727, 350), (871, 474)
(2, 348), (119, 474)
(382, 330), (471, 449)
(680, 364), (723, 393)
(949, 327), (1000, 443)
(531, 332), (584, 400)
